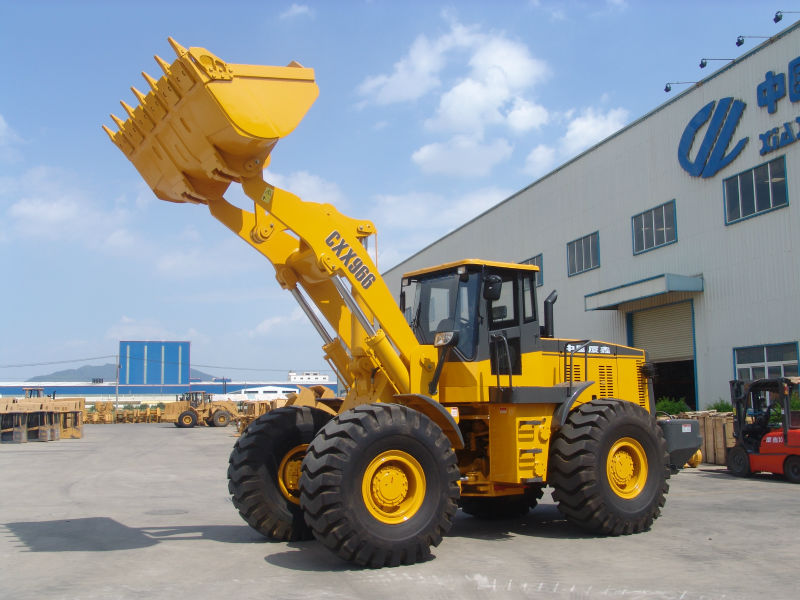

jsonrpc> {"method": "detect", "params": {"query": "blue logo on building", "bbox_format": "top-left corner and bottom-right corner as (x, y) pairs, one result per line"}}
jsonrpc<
(678, 97), (748, 178)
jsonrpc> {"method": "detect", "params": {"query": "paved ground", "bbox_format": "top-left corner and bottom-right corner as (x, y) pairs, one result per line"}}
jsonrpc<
(1, 423), (798, 600)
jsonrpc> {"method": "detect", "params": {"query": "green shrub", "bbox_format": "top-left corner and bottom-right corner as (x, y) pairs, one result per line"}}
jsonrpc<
(708, 400), (733, 413)
(655, 397), (691, 416)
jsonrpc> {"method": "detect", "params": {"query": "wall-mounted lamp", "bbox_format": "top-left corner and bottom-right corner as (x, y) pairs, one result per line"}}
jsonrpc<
(736, 35), (770, 47)
(774, 10), (800, 23)
(664, 81), (697, 93)
(699, 58), (733, 68)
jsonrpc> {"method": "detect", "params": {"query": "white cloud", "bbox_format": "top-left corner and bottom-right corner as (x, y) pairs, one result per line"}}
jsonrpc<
(0, 113), (22, 161)
(507, 98), (549, 133)
(105, 316), (176, 342)
(524, 144), (558, 178)
(369, 186), (511, 267)
(357, 21), (479, 105)
(280, 3), (313, 19)
(560, 107), (629, 156)
(266, 170), (348, 210)
(411, 136), (513, 177)
(251, 308), (305, 337)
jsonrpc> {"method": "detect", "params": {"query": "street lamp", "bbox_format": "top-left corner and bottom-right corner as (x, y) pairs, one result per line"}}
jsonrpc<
(773, 10), (800, 23)
(736, 35), (770, 47)
(699, 58), (733, 68)
(664, 81), (697, 93)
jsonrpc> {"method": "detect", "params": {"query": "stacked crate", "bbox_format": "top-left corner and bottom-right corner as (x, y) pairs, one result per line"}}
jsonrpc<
(679, 411), (735, 465)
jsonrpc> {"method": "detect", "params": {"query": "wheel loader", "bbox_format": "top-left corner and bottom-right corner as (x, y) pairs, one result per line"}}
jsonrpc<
(165, 391), (238, 428)
(103, 39), (701, 568)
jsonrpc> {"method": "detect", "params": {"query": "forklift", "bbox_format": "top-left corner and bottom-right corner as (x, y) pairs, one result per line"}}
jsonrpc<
(727, 377), (800, 482)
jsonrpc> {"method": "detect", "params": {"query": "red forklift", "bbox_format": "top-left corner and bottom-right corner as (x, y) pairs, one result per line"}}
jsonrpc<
(727, 377), (800, 482)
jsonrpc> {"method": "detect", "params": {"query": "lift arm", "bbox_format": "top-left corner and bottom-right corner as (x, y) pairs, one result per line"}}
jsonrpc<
(103, 39), (437, 407)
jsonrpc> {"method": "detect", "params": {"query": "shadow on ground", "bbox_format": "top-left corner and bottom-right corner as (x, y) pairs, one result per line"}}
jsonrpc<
(3, 517), (265, 552)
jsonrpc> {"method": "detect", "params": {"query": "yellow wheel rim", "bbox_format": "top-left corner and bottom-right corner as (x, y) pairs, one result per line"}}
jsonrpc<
(277, 444), (308, 505)
(606, 437), (648, 499)
(362, 450), (426, 524)
(181, 414), (193, 425)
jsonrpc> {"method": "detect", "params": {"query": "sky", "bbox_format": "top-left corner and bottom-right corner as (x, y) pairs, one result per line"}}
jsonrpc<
(0, 0), (792, 382)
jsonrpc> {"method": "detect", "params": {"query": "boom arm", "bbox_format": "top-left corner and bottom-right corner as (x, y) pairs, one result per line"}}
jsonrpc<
(103, 39), (437, 408)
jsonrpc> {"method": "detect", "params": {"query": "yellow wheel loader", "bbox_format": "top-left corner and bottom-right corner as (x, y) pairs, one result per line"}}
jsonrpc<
(104, 40), (701, 568)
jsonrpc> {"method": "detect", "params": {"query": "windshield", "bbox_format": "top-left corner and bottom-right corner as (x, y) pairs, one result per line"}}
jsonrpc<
(405, 271), (480, 360)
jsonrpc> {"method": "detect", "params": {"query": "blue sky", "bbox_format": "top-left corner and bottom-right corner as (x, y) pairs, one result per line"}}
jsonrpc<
(0, 0), (790, 382)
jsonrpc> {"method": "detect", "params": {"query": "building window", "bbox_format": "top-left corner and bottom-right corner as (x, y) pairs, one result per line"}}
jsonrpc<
(567, 232), (599, 276)
(734, 342), (798, 380)
(724, 156), (788, 224)
(632, 200), (677, 254)
(521, 254), (543, 287)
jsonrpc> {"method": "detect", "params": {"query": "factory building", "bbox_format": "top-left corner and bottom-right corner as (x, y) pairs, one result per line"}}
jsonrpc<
(385, 22), (800, 409)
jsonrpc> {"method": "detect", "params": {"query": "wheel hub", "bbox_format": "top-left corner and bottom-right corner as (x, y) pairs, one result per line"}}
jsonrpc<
(277, 444), (308, 505)
(362, 450), (426, 524)
(607, 437), (648, 499)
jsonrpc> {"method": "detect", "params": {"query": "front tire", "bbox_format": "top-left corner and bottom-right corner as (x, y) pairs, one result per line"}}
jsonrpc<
(300, 404), (459, 567)
(727, 445), (751, 477)
(212, 410), (231, 427)
(549, 399), (670, 535)
(227, 406), (332, 541)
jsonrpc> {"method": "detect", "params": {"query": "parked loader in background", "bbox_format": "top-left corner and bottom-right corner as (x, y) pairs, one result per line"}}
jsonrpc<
(104, 39), (701, 568)
(165, 391), (238, 428)
(727, 377), (800, 482)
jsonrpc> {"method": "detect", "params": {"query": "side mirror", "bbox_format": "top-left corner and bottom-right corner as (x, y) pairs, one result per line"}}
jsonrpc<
(483, 274), (503, 301)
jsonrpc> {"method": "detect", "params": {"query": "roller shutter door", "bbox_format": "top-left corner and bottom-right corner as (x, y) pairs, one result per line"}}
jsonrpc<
(631, 302), (694, 362)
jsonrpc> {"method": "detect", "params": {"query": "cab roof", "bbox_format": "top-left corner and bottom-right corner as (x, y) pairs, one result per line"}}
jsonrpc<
(403, 259), (539, 279)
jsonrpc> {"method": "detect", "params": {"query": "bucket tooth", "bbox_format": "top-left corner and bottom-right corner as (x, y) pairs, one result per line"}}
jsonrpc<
(120, 100), (136, 119)
(142, 71), (159, 91)
(131, 86), (147, 103)
(110, 113), (125, 129)
(167, 37), (188, 57)
(154, 54), (171, 76)
(101, 125), (115, 141)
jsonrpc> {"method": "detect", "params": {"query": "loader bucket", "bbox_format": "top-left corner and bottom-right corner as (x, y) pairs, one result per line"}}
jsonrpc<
(103, 38), (318, 204)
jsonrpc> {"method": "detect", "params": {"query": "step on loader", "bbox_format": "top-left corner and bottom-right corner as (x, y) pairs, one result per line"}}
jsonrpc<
(104, 39), (701, 568)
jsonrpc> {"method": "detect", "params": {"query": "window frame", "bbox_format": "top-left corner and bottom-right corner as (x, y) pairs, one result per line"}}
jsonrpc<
(521, 254), (543, 287)
(566, 232), (600, 277)
(631, 200), (678, 255)
(723, 155), (788, 225)
(733, 342), (799, 380)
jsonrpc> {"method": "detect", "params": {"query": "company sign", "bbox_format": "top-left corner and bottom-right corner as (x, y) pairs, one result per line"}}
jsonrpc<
(678, 54), (800, 177)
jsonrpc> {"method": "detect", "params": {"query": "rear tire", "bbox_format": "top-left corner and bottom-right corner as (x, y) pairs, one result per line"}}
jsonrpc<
(783, 456), (800, 483)
(227, 406), (332, 541)
(461, 486), (544, 519)
(177, 411), (197, 428)
(300, 404), (459, 567)
(549, 399), (670, 535)
(727, 445), (751, 477)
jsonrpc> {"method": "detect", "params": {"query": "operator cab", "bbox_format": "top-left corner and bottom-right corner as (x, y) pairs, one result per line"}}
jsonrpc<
(401, 259), (555, 369)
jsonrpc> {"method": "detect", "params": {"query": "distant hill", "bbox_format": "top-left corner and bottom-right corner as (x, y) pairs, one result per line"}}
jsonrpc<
(27, 363), (218, 383)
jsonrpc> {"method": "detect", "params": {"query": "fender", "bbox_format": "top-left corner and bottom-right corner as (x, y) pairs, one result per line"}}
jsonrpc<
(552, 381), (596, 427)
(393, 394), (465, 449)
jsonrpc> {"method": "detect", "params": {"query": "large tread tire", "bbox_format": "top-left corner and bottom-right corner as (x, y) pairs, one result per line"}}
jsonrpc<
(300, 403), (460, 568)
(726, 445), (751, 477)
(176, 410), (197, 428)
(212, 410), (231, 427)
(227, 406), (332, 541)
(549, 399), (670, 536)
(461, 486), (544, 519)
